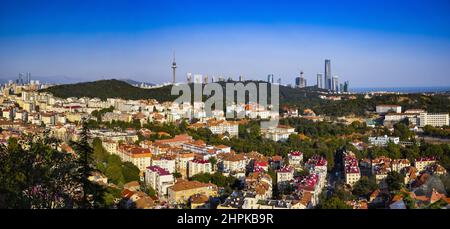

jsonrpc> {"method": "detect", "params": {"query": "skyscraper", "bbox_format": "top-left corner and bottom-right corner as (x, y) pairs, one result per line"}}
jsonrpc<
(343, 81), (349, 92)
(171, 52), (177, 84)
(26, 72), (31, 84)
(332, 75), (339, 92)
(267, 74), (274, 83)
(325, 59), (331, 90)
(295, 71), (306, 88)
(316, 73), (323, 89)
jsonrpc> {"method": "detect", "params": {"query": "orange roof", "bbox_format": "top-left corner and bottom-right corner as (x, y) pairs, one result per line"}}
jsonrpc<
(169, 180), (217, 192)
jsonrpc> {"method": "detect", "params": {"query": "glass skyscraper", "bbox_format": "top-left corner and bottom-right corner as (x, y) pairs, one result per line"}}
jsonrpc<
(325, 59), (331, 90)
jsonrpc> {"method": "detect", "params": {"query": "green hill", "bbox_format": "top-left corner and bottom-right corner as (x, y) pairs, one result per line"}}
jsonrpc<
(41, 79), (177, 102)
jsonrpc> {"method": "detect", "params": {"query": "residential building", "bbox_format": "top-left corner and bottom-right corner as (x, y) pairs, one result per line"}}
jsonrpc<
(277, 165), (294, 190)
(167, 180), (218, 204)
(343, 153), (360, 186)
(288, 151), (303, 168)
(414, 157), (437, 172)
(145, 166), (174, 197)
(188, 159), (212, 178)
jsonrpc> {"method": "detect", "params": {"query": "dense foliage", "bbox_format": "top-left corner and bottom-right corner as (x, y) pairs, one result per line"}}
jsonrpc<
(422, 125), (450, 139)
(92, 138), (140, 186)
(0, 129), (107, 208)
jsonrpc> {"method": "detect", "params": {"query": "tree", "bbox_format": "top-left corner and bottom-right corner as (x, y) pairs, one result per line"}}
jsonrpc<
(386, 171), (404, 193)
(122, 162), (140, 183)
(105, 164), (125, 185)
(352, 176), (377, 197)
(0, 135), (80, 209)
(320, 197), (352, 209)
(393, 123), (415, 141)
(386, 142), (402, 159)
(172, 172), (182, 178)
(71, 119), (105, 208)
(209, 157), (217, 171)
(92, 137), (108, 163)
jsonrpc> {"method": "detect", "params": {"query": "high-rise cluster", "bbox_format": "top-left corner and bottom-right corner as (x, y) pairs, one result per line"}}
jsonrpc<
(315, 59), (349, 93)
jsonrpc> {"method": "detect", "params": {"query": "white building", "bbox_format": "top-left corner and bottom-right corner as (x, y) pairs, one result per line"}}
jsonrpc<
(419, 113), (449, 127)
(145, 166), (174, 197)
(152, 156), (176, 174)
(276, 166), (294, 190)
(206, 120), (239, 137)
(368, 135), (400, 146)
(261, 125), (297, 142)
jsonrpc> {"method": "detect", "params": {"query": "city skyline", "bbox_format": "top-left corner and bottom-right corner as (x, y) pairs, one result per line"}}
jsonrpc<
(1, 0), (450, 87)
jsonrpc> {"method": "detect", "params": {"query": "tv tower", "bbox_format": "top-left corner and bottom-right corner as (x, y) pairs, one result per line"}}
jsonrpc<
(171, 51), (177, 84)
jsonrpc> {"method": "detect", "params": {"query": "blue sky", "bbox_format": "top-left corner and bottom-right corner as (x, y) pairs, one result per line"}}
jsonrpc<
(1, 0), (450, 87)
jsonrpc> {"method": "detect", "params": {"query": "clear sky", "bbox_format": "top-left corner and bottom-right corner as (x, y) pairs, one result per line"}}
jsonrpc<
(1, 0), (450, 87)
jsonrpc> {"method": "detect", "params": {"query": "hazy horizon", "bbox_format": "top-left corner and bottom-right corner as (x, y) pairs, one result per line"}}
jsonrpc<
(1, 0), (450, 87)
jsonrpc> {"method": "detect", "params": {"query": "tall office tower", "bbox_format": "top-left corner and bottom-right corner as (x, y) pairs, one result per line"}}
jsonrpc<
(239, 75), (245, 82)
(325, 59), (331, 90)
(316, 73), (323, 89)
(343, 81), (349, 92)
(26, 72), (31, 84)
(267, 74), (274, 83)
(203, 75), (209, 84)
(332, 75), (339, 92)
(277, 78), (281, 84)
(171, 52), (177, 84)
(295, 72), (307, 88)
(18, 73), (24, 85)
